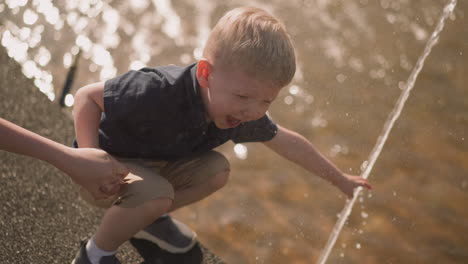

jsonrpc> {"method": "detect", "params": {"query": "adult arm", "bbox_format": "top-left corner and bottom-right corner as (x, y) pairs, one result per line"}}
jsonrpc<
(0, 117), (128, 199)
(263, 125), (371, 198)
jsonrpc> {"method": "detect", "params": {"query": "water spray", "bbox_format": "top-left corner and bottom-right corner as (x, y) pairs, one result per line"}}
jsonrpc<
(316, 1), (458, 263)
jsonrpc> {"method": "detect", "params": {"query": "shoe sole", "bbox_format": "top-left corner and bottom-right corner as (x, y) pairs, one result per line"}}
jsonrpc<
(133, 229), (197, 254)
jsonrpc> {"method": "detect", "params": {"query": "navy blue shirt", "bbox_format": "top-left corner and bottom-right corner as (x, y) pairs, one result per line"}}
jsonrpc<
(95, 63), (277, 160)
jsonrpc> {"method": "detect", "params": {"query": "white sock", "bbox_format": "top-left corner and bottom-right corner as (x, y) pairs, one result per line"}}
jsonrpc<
(85, 237), (116, 264)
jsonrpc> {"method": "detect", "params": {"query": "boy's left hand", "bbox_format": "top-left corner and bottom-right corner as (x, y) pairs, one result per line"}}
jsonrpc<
(334, 174), (372, 198)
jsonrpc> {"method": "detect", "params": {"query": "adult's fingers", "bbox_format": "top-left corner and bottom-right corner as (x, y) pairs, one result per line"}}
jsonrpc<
(111, 158), (130, 179)
(80, 187), (115, 209)
(89, 188), (109, 200)
(99, 182), (120, 196)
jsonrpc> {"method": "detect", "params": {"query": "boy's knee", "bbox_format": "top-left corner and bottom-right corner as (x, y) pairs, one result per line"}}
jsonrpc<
(209, 169), (230, 191)
(206, 151), (230, 191)
(208, 151), (231, 172)
(140, 197), (173, 218)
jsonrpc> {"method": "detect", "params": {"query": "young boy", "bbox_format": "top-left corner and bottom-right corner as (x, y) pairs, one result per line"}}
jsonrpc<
(72, 6), (371, 264)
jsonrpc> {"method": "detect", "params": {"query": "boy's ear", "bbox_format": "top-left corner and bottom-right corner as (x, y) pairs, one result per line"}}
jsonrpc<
(196, 59), (212, 88)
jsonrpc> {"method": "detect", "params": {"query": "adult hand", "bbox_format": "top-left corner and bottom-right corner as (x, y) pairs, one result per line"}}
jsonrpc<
(63, 148), (129, 200)
(0, 118), (128, 200)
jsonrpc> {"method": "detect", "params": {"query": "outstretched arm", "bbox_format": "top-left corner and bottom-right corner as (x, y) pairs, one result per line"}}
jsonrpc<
(263, 125), (371, 198)
(0, 118), (128, 199)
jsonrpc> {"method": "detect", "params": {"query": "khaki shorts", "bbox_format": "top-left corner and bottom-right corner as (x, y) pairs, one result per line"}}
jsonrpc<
(80, 151), (230, 208)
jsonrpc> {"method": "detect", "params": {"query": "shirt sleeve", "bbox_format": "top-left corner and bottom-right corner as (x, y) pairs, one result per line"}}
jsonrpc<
(231, 114), (278, 143)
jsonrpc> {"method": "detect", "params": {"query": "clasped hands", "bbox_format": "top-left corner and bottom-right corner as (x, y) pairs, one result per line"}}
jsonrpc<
(64, 148), (129, 200)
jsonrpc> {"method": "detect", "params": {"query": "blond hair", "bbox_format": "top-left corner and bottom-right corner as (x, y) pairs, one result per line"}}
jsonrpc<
(203, 7), (296, 88)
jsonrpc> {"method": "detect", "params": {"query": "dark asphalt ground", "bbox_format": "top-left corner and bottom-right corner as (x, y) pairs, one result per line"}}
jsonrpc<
(0, 46), (224, 264)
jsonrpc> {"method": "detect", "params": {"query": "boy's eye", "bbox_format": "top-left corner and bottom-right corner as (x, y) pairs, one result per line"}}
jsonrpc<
(237, 95), (248, 99)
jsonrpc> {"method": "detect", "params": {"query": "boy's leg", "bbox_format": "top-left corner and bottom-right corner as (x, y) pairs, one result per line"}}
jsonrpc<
(163, 150), (231, 211)
(74, 161), (175, 263)
(131, 151), (230, 253)
(94, 197), (173, 251)
(72, 198), (172, 264)
(169, 168), (229, 212)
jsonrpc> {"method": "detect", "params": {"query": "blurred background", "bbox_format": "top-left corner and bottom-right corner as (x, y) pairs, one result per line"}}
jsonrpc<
(0, 0), (467, 263)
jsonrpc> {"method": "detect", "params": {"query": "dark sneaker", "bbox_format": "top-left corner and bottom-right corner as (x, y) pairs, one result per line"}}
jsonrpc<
(71, 240), (121, 264)
(132, 215), (197, 253)
(129, 238), (203, 263)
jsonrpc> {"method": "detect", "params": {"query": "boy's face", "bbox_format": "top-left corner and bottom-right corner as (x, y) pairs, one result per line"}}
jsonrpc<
(197, 60), (280, 129)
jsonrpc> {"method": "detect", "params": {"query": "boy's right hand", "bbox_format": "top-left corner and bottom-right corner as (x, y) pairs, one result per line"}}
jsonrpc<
(64, 148), (129, 200)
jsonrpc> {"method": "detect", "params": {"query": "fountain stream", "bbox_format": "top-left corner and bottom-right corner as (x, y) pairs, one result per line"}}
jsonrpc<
(316, 1), (458, 263)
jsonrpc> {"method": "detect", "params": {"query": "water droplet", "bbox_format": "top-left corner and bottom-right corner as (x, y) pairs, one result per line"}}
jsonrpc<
(130, 60), (146, 70)
(370, 68), (386, 79)
(289, 85), (300, 95)
(64, 94), (74, 107)
(76, 34), (92, 51)
(18, 27), (32, 41)
(311, 114), (328, 128)
(360, 160), (368, 171)
(410, 22), (428, 41)
(6, 0), (27, 9)
(234, 144), (248, 160)
(179, 53), (192, 64)
(398, 81), (406, 90)
(386, 13), (396, 24)
(35, 46), (51, 66)
(193, 47), (202, 59)
(330, 144), (342, 157)
(349, 57), (364, 72)
(89, 63), (98, 72)
(130, 0), (151, 13)
(63, 52), (72, 68)
(284, 95), (294, 105)
(336, 73), (347, 83)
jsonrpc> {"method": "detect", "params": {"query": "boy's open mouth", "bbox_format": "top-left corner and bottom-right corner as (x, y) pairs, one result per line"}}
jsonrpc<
(226, 115), (241, 128)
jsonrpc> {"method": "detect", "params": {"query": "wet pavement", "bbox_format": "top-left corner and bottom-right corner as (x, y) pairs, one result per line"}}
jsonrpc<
(0, 46), (223, 263)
